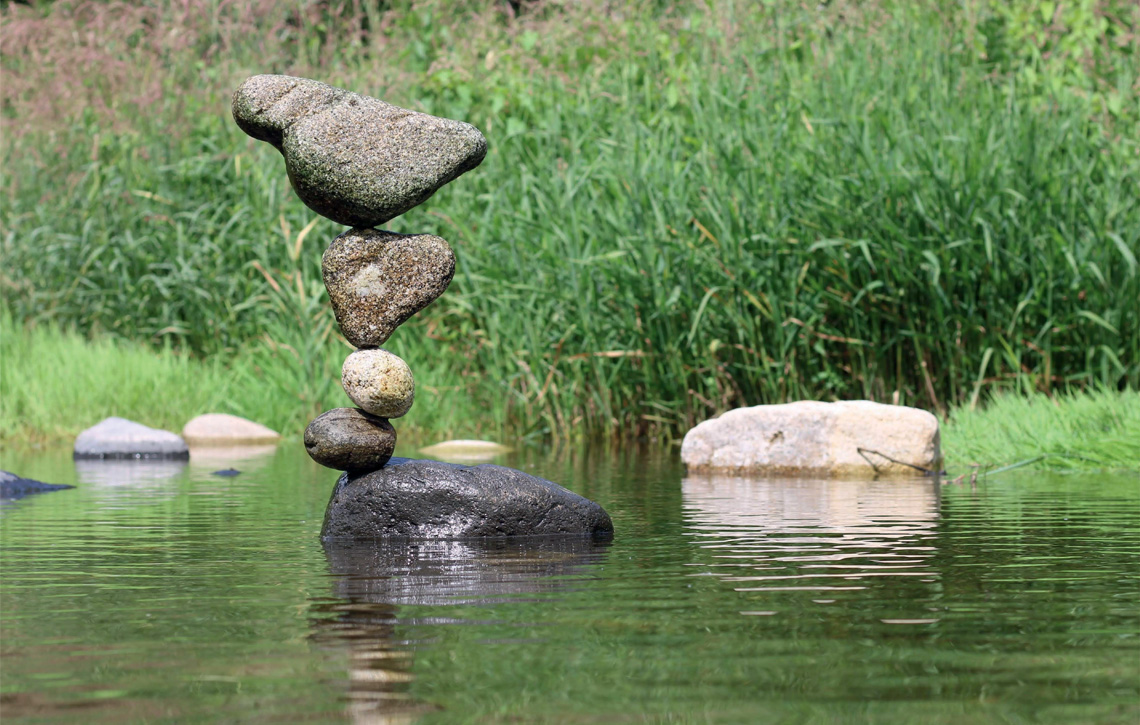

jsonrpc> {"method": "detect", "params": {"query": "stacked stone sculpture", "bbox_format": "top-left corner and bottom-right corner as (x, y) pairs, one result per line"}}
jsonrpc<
(233, 74), (483, 476)
(234, 75), (613, 540)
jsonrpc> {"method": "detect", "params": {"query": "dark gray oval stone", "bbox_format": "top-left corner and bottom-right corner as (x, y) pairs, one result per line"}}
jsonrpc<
(320, 458), (614, 540)
(305, 408), (396, 473)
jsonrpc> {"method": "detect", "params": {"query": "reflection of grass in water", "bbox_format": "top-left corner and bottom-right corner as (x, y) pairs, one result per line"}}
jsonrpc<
(2, 2), (1137, 442)
(942, 389), (1140, 472)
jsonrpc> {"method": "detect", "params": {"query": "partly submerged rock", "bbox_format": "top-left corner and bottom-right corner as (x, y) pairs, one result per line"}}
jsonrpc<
(182, 413), (281, 446)
(323, 228), (455, 348)
(680, 400), (942, 478)
(305, 408), (396, 473)
(74, 417), (189, 460)
(232, 74), (487, 227)
(0, 470), (75, 500)
(321, 458), (613, 540)
(341, 349), (414, 419)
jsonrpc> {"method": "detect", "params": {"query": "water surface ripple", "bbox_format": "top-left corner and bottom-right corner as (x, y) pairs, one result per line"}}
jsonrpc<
(1, 446), (1136, 723)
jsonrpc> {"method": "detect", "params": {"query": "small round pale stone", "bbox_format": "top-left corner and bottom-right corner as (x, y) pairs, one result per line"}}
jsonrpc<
(341, 349), (415, 418)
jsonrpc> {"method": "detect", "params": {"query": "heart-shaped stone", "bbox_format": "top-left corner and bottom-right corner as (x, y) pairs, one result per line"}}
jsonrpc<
(323, 228), (455, 348)
(232, 75), (486, 227)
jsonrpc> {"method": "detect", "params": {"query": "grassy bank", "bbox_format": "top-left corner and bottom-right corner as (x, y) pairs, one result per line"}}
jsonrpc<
(3, 314), (1137, 472)
(2, 1), (1138, 439)
(0, 308), (508, 445)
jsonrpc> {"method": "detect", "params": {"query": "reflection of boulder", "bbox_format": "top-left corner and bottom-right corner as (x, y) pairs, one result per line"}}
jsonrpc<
(681, 475), (941, 595)
(313, 538), (610, 723)
(186, 444), (279, 473)
(74, 458), (187, 487)
(682, 474), (939, 536)
(322, 537), (611, 606)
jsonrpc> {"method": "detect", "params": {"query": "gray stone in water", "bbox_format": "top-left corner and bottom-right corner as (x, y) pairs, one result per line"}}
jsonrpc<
(305, 408), (396, 473)
(321, 458), (614, 540)
(232, 74), (487, 228)
(323, 228), (455, 348)
(0, 470), (75, 499)
(74, 417), (190, 460)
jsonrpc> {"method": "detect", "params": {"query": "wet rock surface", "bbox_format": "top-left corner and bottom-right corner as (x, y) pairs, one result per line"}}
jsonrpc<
(323, 229), (455, 348)
(0, 471), (75, 499)
(321, 458), (614, 540)
(74, 417), (189, 460)
(305, 408), (396, 473)
(232, 74), (486, 227)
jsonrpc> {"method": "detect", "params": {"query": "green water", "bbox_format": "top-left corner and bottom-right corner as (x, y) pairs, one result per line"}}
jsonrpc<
(1, 445), (1137, 724)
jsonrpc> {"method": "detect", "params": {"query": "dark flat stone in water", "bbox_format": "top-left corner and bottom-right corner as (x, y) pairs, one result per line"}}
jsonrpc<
(320, 457), (613, 540)
(0, 470), (75, 500)
(212, 469), (242, 477)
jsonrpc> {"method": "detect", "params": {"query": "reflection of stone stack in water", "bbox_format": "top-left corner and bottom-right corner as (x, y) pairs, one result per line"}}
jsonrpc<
(311, 539), (610, 723)
(232, 74), (485, 477)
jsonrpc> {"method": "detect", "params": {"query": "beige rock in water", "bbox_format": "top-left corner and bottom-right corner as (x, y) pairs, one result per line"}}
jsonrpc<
(341, 349), (414, 418)
(419, 439), (512, 463)
(323, 229), (455, 348)
(182, 413), (281, 446)
(680, 401), (941, 478)
(232, 74), (487, 228)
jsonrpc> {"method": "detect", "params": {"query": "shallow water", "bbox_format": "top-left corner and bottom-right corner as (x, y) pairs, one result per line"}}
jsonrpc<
(1, 444), (1137, 724)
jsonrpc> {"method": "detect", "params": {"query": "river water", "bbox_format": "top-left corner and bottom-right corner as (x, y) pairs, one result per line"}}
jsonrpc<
(1, 444), (1137, 723)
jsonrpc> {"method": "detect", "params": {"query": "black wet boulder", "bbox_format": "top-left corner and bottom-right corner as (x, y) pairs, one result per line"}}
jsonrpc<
(320, 458), (613, 540)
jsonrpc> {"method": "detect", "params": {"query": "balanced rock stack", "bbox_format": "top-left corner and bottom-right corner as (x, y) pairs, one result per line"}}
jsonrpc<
(234, 75), (612, 540)
(233, 74), (482, 476)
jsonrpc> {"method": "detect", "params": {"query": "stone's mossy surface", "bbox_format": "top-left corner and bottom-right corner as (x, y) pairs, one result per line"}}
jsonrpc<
(74, 417), (190, 460)
(320, 458), (615, 539)
(183, 413), (281, 446)
(232, 74), (487, 227)
(305, 408), (396, 473)
(341, 349), (415, 419)
(680, 400), (942, 478)
(323, 229), (455, 348)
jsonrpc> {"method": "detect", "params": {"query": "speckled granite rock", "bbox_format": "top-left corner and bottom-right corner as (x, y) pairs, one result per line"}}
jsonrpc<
(232, 74), (487, 227)
(305, 408), (396, 472)
(320, 458), (614, 540)
(323, 229), (455, 348)
(341, 349), (414, 418)
(680, 400), (942, 478)
(74, 417), (190, 460)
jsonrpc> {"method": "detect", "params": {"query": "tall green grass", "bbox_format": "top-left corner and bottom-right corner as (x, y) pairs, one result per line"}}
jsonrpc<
(0, 307), (504, 444)
(2, 1), (1137, 439)
(941, 388), (1140, 472)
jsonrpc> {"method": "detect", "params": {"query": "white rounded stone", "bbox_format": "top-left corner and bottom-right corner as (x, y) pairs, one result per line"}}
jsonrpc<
(341, 349), (414, 419)
(680, 400), (941, 478)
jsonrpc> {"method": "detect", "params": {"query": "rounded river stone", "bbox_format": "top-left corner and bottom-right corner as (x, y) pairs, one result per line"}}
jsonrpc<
(341, 349), (414, 419)
(305, 408), (396, 473)
(320, 458), (615, 539)
(323, 229), (455, 348)
(232, 74), (487, 227)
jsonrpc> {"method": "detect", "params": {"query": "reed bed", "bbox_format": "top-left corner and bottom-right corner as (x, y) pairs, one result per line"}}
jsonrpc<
(2, 1), (1137, 440)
